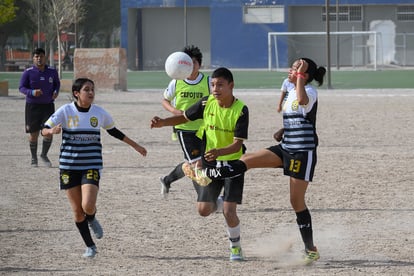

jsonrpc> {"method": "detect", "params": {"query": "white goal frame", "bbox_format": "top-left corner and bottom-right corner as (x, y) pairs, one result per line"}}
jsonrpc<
(268, 31), (378, 71)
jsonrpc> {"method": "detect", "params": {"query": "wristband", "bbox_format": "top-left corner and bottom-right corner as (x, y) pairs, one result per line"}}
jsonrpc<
(31, 90), (36, 96)
(296, 72), (306, 79)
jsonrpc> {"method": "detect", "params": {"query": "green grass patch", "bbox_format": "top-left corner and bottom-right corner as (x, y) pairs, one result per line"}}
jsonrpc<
(1, 69), (413, 90)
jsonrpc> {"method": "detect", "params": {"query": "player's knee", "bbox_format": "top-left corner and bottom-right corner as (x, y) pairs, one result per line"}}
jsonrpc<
(223, 208), (236, 218)
(72, 210), (85, 222)
(197, 203), (213, 217)
(290, 196), (306, 212)
(82, 203), (96, 215)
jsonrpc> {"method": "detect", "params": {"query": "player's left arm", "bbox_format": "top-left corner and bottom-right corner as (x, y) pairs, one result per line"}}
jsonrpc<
(52, 69), (60, 99)
(204, 139), (245, 161)
(107, 127), (147, 156)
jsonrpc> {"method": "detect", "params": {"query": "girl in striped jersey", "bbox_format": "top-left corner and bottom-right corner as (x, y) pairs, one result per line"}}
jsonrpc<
(184, 58), (326, 265)
(41, 78), (147, 258)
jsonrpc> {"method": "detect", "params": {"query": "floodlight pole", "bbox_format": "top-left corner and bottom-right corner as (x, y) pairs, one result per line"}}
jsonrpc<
(325, 0), (333, 89)
(336, 0), (339, 70)
(184, 0), (188, 46)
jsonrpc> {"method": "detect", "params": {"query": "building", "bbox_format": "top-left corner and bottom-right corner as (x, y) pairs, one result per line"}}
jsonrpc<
(121, 0), (414, 70)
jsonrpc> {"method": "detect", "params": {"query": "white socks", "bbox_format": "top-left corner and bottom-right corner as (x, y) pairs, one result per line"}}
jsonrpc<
(227, 224), (241, 248)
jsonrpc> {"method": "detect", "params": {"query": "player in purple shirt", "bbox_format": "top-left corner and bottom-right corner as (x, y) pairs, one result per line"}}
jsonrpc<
(19, 48), (60, 167)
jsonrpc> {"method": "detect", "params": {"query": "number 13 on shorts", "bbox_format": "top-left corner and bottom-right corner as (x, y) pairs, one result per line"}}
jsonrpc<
(289, 159), (301, 173)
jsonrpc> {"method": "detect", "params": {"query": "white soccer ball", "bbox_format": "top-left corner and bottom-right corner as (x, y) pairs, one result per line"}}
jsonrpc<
(164, 51), (193, 80)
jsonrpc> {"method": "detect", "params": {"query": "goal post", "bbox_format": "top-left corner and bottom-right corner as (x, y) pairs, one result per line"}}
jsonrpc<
(268, 31), (378, 71)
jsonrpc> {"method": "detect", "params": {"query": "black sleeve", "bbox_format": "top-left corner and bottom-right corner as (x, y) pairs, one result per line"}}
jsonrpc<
(184, 96), (208, 121)
(107, 127), (125, 141)
(234, 105), (249, 140)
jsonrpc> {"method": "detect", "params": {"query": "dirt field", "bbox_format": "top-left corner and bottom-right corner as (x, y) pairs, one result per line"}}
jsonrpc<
(1, 87), (413, 275)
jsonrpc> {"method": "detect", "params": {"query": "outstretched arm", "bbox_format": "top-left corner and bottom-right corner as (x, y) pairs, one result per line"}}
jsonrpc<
(122, 136), (147, 156)
(107, 127), (147, 156)
(150, 114), (188, 128)
(41, 124), (62, 136)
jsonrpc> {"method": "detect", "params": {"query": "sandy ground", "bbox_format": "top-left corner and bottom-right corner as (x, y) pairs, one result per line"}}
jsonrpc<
(1, 87), (414, 275)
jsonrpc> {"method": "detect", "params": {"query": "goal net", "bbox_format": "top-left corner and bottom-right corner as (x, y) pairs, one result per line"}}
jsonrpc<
(268, 31), (379, 71)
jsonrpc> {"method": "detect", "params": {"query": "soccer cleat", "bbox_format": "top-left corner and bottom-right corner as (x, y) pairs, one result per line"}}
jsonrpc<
(303, 247), (320, 265)
(181, 163), (212, 186)
(82, 245), (97, 258)
(160, 176), (170, 198)
(230, 246), (244, 261)
(31, 158), (38, 168)
(40, 155), (52, 167)
(88, 218), (103, 239)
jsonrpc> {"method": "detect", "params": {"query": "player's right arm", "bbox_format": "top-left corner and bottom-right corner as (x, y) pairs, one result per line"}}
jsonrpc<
(19, 70), (43, 97)
(277, 91), (286, 113)
(41, 123), (62, 136)
(161, 80), (183, 116)
(150, 115), (188, 128)
(161, 98), (183, 116)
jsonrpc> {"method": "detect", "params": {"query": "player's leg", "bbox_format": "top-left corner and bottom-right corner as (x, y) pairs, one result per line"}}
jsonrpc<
(66, 185), (97, 257)
(241, 148), (283, 169)
(39, 103), (54, 167)
(28, 131), (39, 167)
(290, 177), (318, 264)
(81, 170), (103, 240)
(160, 130), (200, 196)
(223, 175), (244, 261)
(25, 103), (41, 167)
(183, 148), (283, 185)
(194, 179), (222, 216)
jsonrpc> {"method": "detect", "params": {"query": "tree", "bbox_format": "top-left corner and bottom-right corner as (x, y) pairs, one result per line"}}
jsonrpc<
(0, 0), (17, 25)
(79, 0), (120, 48)
(0, 0), (33, 70)
(42, 0), (84, 77)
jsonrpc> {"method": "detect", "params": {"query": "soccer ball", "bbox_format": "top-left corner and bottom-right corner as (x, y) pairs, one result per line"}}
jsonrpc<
(164, 52), (193, 80)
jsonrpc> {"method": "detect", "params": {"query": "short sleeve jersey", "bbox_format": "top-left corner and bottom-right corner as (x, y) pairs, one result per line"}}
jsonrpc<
(281, 84), (318, 152)
(163, 72), (211, 131)
(44, 102), (115, 170)
(280, 78), (295, 93)
(185, 95), (249, 161)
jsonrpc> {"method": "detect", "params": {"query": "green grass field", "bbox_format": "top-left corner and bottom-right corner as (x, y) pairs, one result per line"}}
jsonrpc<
(1, 69), (413, 90)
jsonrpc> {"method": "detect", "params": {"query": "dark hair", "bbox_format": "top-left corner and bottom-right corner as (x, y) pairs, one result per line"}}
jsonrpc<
(182, 45), (202, 66)
(32, 48), (45, 56)
(300, 57), (326, 86)
(72, 78), (94, 99)
(211, 67), (234, 83)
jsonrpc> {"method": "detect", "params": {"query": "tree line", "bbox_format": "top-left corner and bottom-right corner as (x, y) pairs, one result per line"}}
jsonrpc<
(0, 0), (120, 75)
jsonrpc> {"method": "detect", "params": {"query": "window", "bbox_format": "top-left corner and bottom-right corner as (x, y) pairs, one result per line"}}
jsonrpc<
(322, 5), (362, 22)
(397, 5), (414, 21)
(243, 6), (284, 24)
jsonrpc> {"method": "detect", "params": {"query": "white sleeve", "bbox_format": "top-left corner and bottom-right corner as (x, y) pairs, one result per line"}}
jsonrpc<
(163, 79), (177, 101)
(280, 78), (288, 91)
(44, 104), (66, 128)
(301, 85), (318, 114)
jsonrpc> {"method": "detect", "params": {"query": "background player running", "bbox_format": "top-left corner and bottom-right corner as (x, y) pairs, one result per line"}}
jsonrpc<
(19, 48), (60, 167)
(42, 78), (147, 258)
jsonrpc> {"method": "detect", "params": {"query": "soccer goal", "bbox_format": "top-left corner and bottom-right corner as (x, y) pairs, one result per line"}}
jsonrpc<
(268, 31), (379, 71)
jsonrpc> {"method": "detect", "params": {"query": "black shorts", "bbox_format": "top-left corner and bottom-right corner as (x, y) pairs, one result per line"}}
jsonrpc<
(25, 102), (55, 133)
(194, 160), (244, 204)
(59, 169), (100, 190)
(176, 129), (202, 163)
(267, 144), (317, 182)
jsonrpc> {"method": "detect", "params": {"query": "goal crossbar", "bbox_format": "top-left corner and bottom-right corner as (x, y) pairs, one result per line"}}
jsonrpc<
(268, 31), (378, 70)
